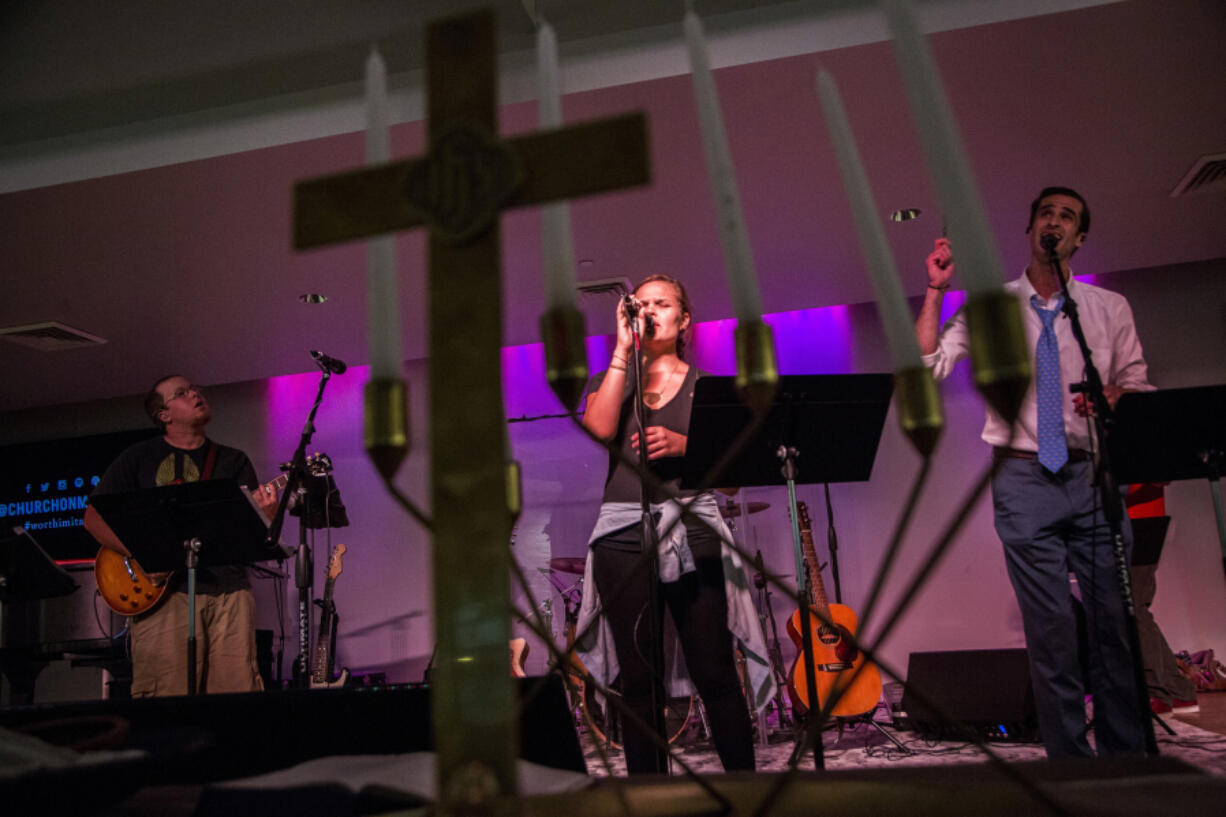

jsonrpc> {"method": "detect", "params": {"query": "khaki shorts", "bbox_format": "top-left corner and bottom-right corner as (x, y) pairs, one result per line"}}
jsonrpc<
(130, 588), (263, 697)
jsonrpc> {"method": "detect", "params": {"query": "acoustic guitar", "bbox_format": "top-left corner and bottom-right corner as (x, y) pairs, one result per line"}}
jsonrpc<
(785, 500), (882, 718)
(94, 471), (289, 615)
(310, 543), (350, 689)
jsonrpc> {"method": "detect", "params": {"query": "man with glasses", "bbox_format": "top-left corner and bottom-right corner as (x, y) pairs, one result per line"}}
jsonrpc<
(84, 375), (279, 696)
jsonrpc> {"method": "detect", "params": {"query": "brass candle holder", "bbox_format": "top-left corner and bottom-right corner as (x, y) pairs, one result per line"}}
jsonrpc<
(540, 305), (589, 413)
(735, 318), (779, 413)
(966, 291), (1031, 426)
(364, 376), (409, 479)
(894, 365), (944, 458)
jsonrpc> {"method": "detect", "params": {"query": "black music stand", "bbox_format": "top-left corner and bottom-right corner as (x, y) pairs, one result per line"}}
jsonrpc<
(0, 526), (77, 604)
(1109, 385), (1226, 583)
(0, 527), (79, 704)
(90, 480), (287, 695)
(681, 374), (894, 769)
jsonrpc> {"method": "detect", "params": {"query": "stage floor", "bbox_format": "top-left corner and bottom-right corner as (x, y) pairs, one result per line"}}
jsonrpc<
(581, 694), (1226, 778)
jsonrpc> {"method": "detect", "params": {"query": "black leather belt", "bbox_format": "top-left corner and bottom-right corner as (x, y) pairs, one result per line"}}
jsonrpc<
(993, 446), (1091, 462)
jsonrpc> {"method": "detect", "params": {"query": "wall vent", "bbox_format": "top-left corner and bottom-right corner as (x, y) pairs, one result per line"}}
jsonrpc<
(1171, 153), (1226, 197)
(0, 321), (108, 351)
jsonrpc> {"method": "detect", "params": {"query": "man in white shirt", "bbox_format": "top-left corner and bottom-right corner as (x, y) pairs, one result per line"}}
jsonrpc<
(916, 187), (1151, 758)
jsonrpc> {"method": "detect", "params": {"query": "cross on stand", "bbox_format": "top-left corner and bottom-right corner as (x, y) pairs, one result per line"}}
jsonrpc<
(292, 8), (649, 809)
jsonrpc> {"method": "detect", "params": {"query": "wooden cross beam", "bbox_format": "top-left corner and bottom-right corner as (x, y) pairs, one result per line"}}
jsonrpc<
(291, 7), (650, 808)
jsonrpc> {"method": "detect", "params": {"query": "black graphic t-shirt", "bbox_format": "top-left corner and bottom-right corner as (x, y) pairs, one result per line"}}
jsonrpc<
(92, 436), (259, 594)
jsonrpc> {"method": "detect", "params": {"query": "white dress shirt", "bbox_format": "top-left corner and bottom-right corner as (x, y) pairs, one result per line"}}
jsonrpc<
(923, 272), (1154, 453)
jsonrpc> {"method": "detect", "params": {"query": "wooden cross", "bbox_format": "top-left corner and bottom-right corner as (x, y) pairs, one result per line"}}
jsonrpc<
(292, 8), (650, 807)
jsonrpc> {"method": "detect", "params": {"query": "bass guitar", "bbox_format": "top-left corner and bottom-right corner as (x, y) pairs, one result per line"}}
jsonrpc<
(311, 543), (350, 688)
(94, 471), (289, 615)
(786, 500), (882, 718)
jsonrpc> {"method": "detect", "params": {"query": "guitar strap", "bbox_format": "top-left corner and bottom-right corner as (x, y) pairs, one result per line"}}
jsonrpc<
(200, 440), (218, 480)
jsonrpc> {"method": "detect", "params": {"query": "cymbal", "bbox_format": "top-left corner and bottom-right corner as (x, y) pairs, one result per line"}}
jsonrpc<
(549, 556), (587, 575)
(719, 501), (770, 519)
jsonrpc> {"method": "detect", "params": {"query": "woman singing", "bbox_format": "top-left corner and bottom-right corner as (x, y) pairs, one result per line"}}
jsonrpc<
(575, 274), (773, 774)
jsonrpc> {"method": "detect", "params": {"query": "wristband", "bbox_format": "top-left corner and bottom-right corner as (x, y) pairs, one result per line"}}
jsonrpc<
(928, 283), (951, 292)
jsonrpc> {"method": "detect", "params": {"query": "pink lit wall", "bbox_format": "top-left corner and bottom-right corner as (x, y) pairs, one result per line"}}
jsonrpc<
(3, 261), (1224, 694)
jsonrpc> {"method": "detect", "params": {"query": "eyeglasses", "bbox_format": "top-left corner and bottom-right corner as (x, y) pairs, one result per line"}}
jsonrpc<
(164, 384), (203, 404)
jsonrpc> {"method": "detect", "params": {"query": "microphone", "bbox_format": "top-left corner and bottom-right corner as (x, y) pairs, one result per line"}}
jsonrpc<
(622, 293), (639, 319)
(644, 313), (656, 337)
(310, 350), (347, 375)
(1040, 234), (1059, 255)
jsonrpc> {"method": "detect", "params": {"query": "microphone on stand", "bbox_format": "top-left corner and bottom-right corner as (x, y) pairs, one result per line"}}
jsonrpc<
(644, 314), (656, 337)
(1040, 234), (1059, 256)
(310, 350), (348, 375)
(623, 293), (640, 320)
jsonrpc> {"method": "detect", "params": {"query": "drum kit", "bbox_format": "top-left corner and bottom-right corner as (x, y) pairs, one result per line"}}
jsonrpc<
(539, 498), (793, 750)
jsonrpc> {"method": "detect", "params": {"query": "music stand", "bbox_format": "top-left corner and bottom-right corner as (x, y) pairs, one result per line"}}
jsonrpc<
(90, 480), (287, 695)
(0, 527), (79, 704)
(681, 374), (894, 769)
(1109, 385), (1226, 584)
(0, 526), (77, 604)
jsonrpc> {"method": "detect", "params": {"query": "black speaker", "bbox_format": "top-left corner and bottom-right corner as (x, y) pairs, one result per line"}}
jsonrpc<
(900, 648), (1038, 742)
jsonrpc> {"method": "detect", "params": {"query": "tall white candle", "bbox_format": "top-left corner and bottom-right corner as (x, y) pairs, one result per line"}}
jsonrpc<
(365, 46), (402, 379)
(881, 0), (1005, 295)
(683, 7), (764, 323)
(817, 70), (921, 371)
(537, 20), (578, 311)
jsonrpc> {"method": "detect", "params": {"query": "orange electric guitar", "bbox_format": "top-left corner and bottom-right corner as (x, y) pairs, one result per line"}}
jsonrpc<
(94, 471), (289, 615)
(785, 500), (882, 718)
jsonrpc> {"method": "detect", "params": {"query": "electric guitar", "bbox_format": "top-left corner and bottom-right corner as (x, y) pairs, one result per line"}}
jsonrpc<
(94, 471), (289, 615)
(311, 543), (350, 689)
(785, 500), (882, 718)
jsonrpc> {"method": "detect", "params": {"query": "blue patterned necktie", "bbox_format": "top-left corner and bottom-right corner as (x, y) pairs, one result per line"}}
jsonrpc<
(1031, 294), (1067, 472)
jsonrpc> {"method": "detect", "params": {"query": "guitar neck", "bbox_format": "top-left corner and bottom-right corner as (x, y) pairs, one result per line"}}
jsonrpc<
(799, 519), (831, 618)
(311, 576), (336, 684)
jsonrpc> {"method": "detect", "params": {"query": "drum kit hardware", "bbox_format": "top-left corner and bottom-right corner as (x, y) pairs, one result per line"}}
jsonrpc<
(718, 500), (770, 519)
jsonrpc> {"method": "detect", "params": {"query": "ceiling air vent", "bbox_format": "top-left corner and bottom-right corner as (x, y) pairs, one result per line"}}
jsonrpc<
(0, 321), (107, 351)
(1171, 153), (1226, 197)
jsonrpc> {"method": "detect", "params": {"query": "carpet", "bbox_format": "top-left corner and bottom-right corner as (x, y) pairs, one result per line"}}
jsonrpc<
(580, 705), (1226, 778)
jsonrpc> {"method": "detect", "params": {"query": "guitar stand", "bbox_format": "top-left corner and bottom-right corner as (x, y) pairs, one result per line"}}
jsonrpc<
(786, 706), (910, 765)
(844, 708), (910, 753)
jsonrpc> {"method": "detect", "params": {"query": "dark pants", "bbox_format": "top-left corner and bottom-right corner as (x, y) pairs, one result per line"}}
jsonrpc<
(591, 534), (754, 773)
(992, 457), (1146, 758)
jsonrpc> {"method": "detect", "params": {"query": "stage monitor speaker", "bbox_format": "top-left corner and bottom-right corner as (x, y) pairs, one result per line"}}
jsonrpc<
(900, 648), (1038, 742)
(0, 674), (585, 782)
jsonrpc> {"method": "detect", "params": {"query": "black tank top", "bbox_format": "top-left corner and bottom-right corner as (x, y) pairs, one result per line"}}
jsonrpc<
(596, 365), (701, 504)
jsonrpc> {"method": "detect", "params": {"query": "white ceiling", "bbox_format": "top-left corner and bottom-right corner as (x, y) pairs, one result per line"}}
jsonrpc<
(2, 0), (1224, 413)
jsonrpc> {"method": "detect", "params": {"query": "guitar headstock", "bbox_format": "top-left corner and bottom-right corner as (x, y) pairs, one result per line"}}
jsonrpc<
(796, 500), (811, 532)
(326, 543), (347, 580)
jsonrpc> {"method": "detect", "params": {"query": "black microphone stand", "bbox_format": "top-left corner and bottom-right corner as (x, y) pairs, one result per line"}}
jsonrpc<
(823, 483), (842, 604)
(624, 295), (670, 773)
(1050, 246), (1158, 755)
(266, 364), (334, 687)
